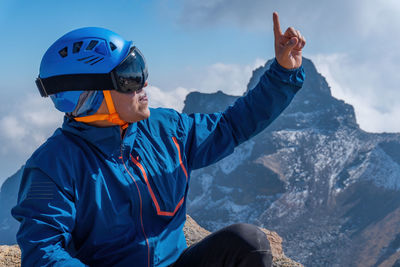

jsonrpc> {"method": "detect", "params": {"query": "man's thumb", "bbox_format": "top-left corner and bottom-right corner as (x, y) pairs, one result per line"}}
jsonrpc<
(283, 37), (298, 54)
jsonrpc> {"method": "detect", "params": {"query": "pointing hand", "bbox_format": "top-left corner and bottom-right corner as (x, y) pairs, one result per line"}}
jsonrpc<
(273, 12), (306, 69)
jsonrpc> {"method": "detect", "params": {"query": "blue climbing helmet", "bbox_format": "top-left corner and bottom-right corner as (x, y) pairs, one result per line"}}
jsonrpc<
(36, 27), (148, 118)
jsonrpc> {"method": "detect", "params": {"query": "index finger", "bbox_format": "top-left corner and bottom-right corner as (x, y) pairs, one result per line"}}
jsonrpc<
(273, 12), (282, 38)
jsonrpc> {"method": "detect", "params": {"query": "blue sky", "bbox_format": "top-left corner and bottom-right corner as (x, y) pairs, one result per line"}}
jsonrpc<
(0, 0), (400, 184)
(0, 0), (274, 96)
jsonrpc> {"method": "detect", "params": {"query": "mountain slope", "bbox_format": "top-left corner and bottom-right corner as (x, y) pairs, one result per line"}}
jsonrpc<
(0, 167), (23, 245)
(184, 58), (400, 266)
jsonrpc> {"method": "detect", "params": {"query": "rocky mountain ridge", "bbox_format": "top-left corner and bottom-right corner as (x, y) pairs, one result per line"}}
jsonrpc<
(184, 58), (400, 266)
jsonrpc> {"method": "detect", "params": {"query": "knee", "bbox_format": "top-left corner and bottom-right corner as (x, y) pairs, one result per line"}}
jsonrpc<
(223, 223), (271, 252)
(223, 223), (273, 266)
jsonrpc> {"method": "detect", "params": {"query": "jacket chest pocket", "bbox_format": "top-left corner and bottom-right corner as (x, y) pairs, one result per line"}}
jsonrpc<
(131, 137), (188, 217)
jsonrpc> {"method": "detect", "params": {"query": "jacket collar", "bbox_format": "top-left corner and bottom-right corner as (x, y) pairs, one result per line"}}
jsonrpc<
(61, 116), (138, 157)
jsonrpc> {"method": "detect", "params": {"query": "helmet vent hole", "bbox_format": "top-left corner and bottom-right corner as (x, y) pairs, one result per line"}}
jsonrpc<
(77, 55), (95, 61)
(73, 41), (83, 53)
(84, 57), (100, 64)
(86, 40), (99, 51)
(90, 57), (104, 65)
(109, 42), (117, 51)
(58, 47), (68, 58)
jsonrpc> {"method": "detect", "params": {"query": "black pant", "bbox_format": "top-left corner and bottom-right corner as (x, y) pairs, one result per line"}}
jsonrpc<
(172, 223), (273, 267)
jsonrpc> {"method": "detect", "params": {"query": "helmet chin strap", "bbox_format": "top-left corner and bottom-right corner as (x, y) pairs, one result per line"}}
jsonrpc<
(74, 90), (129, 129)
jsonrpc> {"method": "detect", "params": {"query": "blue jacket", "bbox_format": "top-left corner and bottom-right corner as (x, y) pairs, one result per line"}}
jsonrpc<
(12, 59), (304, 267)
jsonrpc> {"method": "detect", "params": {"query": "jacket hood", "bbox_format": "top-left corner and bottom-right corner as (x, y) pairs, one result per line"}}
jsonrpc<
(61, 116), (138, 156)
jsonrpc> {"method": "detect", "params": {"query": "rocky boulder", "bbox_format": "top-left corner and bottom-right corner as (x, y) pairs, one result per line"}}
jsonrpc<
(0, 215), (301, 267)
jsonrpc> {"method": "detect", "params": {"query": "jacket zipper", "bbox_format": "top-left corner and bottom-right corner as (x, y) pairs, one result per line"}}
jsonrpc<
(120, 146), (150, 267)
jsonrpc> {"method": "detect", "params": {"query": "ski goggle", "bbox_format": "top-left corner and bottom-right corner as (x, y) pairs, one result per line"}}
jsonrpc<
(113, 46), (148, 93)
(36, 46), (148, 97)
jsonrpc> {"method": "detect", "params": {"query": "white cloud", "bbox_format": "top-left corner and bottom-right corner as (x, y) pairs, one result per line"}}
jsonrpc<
(0, 117), (27, 142)
(147, 85), (193, 112)
(198, 58), (265, 95)
(177, 0), (400, 36)
(148, 58), (265, 111)
(0, 93), (63, 179)
(310, 53), (400, 133)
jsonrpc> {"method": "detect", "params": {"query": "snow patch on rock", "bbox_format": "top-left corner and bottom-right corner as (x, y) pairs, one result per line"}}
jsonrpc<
(218, 140), (255, 174)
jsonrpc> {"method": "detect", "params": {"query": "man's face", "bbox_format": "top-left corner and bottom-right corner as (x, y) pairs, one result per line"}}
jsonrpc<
(110, 82), (150, 123)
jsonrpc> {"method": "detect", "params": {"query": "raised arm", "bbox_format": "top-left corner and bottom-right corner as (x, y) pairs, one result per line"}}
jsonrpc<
(179, 12), (306, 170)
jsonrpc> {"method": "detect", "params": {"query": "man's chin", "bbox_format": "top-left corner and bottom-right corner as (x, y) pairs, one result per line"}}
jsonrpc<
(128, 109), (151, 123)
(141, 107), (151, 119)
(142, 109), (151, 120)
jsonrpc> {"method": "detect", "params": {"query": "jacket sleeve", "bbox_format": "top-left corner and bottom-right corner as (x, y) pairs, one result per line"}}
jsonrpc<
(179, 59), (305, 170)
(11, 167), (87, 267)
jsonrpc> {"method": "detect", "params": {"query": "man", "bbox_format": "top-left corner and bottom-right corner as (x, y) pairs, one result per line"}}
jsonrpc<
(12, 12), (305, 267)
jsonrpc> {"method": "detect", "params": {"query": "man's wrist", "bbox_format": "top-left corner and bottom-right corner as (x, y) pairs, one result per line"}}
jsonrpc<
(273, 58), (302, 72)
(267, 58), (305, 89)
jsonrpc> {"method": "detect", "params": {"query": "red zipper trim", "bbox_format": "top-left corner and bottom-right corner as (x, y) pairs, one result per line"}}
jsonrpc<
(131, 155), (185, 217)
(172, 137), (188, 181)
(121, 153), (150, 267)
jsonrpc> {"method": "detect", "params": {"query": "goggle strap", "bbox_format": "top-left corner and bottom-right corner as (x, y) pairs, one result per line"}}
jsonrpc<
(37, 73), (115, 97)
